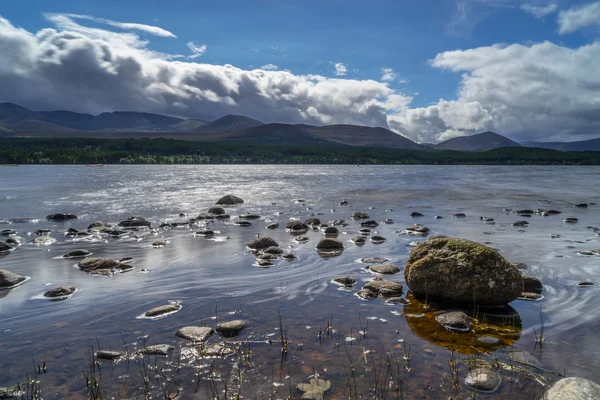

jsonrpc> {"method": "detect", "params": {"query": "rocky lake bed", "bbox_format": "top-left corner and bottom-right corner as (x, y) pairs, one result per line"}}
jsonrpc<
(1, 165), (600, 399)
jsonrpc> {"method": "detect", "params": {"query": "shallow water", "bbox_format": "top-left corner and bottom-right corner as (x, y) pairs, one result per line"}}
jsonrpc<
(1, 165), (600, 399)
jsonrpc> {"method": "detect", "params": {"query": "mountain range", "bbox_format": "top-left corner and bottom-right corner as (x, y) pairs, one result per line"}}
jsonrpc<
(1, 102), (599, 151)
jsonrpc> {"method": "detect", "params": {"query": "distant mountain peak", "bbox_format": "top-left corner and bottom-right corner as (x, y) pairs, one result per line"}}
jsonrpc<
(435, 131), (521, 152)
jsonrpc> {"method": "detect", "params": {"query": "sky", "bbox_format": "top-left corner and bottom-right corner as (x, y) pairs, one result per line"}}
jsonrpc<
(1, 0), (600, 143)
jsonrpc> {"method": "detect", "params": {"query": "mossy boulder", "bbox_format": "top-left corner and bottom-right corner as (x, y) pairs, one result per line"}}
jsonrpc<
(405, 238), (523, 306)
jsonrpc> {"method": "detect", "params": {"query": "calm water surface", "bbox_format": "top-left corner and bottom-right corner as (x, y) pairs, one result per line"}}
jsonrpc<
(1, 165), (599, 399)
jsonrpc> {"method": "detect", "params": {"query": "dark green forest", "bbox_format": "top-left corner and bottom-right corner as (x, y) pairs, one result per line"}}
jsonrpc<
(1, 138), (600, 165)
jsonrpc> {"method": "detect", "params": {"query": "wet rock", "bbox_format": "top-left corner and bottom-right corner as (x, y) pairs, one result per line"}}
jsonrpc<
(0, 269), (26, 288)
(324, 226), (339, 236)
(96, 350), (123, 360)
(361, 257), (389, 264)
(406, 224), (430, 236)
(215, 214), (230, 220)
(435, 311), (471, 332)
(316, 238), (344, 250)
(266, 223), (279, 230)
(46, 213), (78, 221)
(32, 236), (56, 245)
(574, 203), (589, 208)
(386, 297), (409, 304)
(215, 320), (248, 337)
(199, 343), (235, 357)
(435, 215), (443, 219)
(145, 304), (181, 317)
(515, 210), (534, 215)
(282, 253), (297, 260)
(195, 213), (215, 220)
(523, 276), (543, 294)
(196, 229), (214, 237)
(339, 200), (349, 206)
(512, 220), (529, 227)
(286, 220), (309, 233)
(295, 236), (309, 243)
(258, 253), (278, 261)
(0, 241), (14, 252)
(107, 229), (128, 237)
(248, 237), (279, 250)
(88, 221), (106, 230)
(305, 218), (321, 226)
(77, 258), (133, 275)
(118, 216), (151, 228)
(479, 216), (493, 222)
(405, 238), (523, 306)
(262, 246), (284, 255)
(371, 235), (386, 244)
(454, 213), (467, 218)
(175, 326), (214, 342)
(4, 238), (20, 247)
(361, 220), (379, 228)
(430, 234), (448, 240)
(208, 206), (226, 215)
(333, 277), (356, 287)
(352, 211), (369, 219)
(543, 377), (600, 400)
(577, 281), (594, 287)
(511, 262), (528, 270)
(359, 228), (371, 235)
(518, 292), (543, 301)
(464, 368), (501, 392)
(1, 229), (16, 236)
(382, 218), (394, 224)
(352, 236), (366, 244)
(564, 217), (579, 223)
(370, 263), (400, 275)
(239, 213), (261, 220)
(363, 278), (403, 296)
(216, 195), (244, 205)
(140, 344), (174, 356)
(43, 286), (77, 298)
(235, 220), (252, 227)
(152, 241), (166, 248)
(357, 288), (377, 300)
(257, 259), (274, 267)
(410, 211), (424, 217)
(34, 229), (51, 236)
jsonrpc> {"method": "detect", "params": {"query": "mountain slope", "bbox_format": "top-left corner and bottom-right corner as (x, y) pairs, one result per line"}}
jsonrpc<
(435, 131), (521, 151)
(306, 125), (421, 148)
(197, 114), (264, 132)
(522, 138), (600, 151)
(0, 103), (39, 121)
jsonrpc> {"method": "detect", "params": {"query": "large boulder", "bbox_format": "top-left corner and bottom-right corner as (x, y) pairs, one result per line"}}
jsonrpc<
(543, 377), (600, 400)
(248, 237), (279, 250)
(315, 238), (344, 250)
(77, 258), (133, 275)
(0, 269), (26, 288)
(46, 213), (78, 221)
(286, 220), (309, 233)
(208, 206), (226, 215)
(405, 238), (523, 306)
(216, 195), (244, 205)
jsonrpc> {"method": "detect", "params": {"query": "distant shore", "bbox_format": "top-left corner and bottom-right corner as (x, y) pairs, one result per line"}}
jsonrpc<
(2, 137), (600, 165)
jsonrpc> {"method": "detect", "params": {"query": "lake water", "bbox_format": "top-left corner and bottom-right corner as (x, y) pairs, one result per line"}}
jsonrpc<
(1, 165), (600, 399)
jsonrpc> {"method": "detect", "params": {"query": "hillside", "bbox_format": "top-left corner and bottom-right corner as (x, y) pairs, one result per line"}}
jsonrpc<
(435, 131), (521, 151)
(523, 138), (600, 151)
(197, 114), (264, 132)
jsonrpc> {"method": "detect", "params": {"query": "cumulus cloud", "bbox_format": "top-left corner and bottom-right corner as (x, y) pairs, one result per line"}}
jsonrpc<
(520, 3), (558, 19)
(187, 42), (206, 59)
(333, 62), (347, 76)
(1, 13), (600, 144)
(260, 63), (278, 70)
(380, 67), (397, 82)
(558, 1), (600, 34)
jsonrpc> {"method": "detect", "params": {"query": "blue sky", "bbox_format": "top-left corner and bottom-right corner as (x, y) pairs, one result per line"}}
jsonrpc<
(1, 0), (600, 142)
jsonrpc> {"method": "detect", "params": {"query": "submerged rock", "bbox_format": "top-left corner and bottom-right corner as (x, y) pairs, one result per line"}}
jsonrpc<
(435, 311), (471, 332)
(454, 213), (467, 218)
(266, 223), (279, 230)
(295, 236), (309, 243)
(0, 269), (26, 288)
(88, 221), (106, 230)
(371, 235), (386, 244)
(96, 350), (123, 360)
(352, 211), (369, 219)
(564, 217), (579, 223)
(239, 213), (261, 220)
(406, 224), (430, 235)
(464, 368), (501, 392)
(248, 237), (279, 250)
(363, 278), (403, 296)
(370, 263), (400, 275)
(215, 320), (248, 337)
(175, 326), (214, 342)
(305, 218), (321, 226)
(315, 238), (344, 250)
(77, 258), (133, 275)
(145, 304), (181, 317)
(543, 377), (600, 400)
(405, 237), (523, 306)
(235, 220), (252, 227)
(352, 236), (367, 244)
(46, 213), (78, 221)
(196, 229), (214, 237)
(512, 220), (530, 227)
(216, 195), (244, 205)
(410, 211), (424, 217)
(357, 288), (378, 300)
(361, 220), (379, 228)
(333, 277), (356, 287)
(118, 216), (151, 228)
(323, 226), (339, 236)
(199, 343), (235, 357)
(262, 246), (284, 255)
(43, 286), (77, 298)
(286, 220), (309, 233)
(139, 344), (174, 356)
(361, 257), (389, 264)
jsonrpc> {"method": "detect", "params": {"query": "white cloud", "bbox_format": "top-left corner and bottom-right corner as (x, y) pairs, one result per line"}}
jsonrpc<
(380, 67), (397, 82)
(520, 3), (558, 19)
(260, 64), (278, 70)
(333, 62), (347, 76)
(45, 13), (176, 37)
(558, 1), (600, 34)
(187, 42), (206, 59)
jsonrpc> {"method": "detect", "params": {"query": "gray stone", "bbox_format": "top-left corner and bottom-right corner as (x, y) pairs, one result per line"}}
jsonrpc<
(435, 311), (471, 332)
(410, 211), (424, 217)
(333, 276), (356, 286)
(140, 344), (174, 356)
(96, 350), (123, 360)
(208, 206), (226, 215)
(63, 249), (92, 259)
(216, 320), (248, 337)
(370, 263), (400, 275)
(145, 304), (181, 317)
(543, 377), (600, 400)
(352, 236), (366, 244)
(78, 258), (133, 275)
(295, 236), (309, 243)
(235, 220), (252, 226)
(363, 278), (403, 296)
(564, 217), (579, 223)
(324, 226), (339, 235)
(118, 216), (151, 228)
(361, 220), (379, 228)
(0, 241), (14, 252)
(286, 220), (309, 233)
(266, 223), (279, 230)
(477, 336), (500, 345)
(216, 195), (244, 205)
(357, 288), (377, 300)
(305, 218), (321, 226)
(371, 235), (386, 243)
(175, 326), (214, 342)
(43, 286), (77, 298)
(523, 276), (543, 294)
(405, 238), (523, 306)
(239, 213), (261, 220)
(316, 238), (344, 250)
(262, 246), (284, 255)
(352, 212), (369, 219)
(360, 257), (388, 264)
(248, 237), (279, 250)
(464, 368), (501, 392)
(0, 269), (26, 288)
(46, 213), (78, 221)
